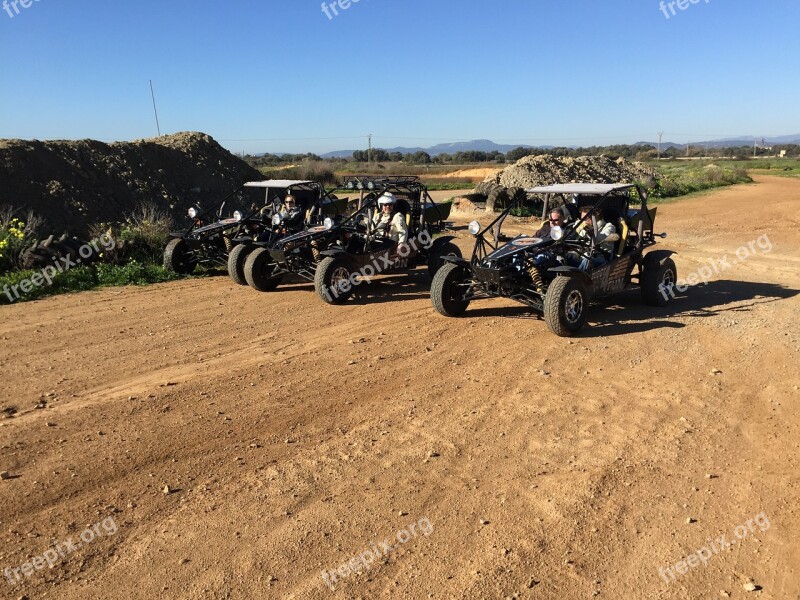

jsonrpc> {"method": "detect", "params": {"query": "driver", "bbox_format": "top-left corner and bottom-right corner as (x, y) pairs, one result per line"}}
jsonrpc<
(534, 208), (565, 238)
(372, 193), (409, 245)
(279, 194), (304, 228)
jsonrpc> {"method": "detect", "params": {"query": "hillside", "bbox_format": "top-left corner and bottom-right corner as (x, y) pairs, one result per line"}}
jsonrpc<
(0, 132), (262, 235)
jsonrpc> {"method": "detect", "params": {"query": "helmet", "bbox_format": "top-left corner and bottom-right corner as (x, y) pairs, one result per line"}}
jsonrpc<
(377, 193), (396, 207)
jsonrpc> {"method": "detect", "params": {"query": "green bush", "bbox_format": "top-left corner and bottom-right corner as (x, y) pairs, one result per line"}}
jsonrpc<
(0, 263), (181, 305)
(117, 203), (173, 263)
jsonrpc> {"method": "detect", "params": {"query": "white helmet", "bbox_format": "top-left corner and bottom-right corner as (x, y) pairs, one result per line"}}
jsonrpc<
(378, 193), (397, 206)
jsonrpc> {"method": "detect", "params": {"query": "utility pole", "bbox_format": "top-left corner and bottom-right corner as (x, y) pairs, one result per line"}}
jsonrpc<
(686, 141), (690, 158)
(657, 131), (664, 161)
(149, 80), (161, 137)
(754, 137), (757, 158)
(367, 133), (372, 164)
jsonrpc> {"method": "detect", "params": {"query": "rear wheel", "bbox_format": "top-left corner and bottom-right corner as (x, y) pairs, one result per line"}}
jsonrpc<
(427, 242), (462, 279)
(431, 262), (471, 317)
(227, 243), (254, 286)
(641, 257), (677, 306)
(544, 276), (589, 336)
(315, 256), (355, 304)
(243, 247), (282, 292)
(163, 238), (197, 275)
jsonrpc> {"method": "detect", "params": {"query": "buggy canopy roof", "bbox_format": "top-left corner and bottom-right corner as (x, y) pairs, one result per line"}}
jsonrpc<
(243, 180), (316, 189)
(525, 183), (634, 195)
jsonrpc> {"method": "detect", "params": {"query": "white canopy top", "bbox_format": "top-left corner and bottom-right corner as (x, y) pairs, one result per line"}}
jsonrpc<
(525, 183), (634, 194)
(243, 180), (314, 189)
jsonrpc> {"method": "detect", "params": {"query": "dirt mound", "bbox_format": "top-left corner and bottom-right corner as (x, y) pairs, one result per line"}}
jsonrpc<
(461, 154), (661, 213)
(482, 154), (659, 189)
(0, 132), (262, 236)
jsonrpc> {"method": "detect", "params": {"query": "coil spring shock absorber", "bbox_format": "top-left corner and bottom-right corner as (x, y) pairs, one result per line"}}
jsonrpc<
(310, 239), (321, 262)
(223, 235), (234, 253)
(528, 263), (545, 293)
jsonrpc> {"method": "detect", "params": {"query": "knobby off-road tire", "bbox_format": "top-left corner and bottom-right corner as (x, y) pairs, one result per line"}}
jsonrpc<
(163, 238), (197, 275)
(641, 257), (677, 307)
(243, 247), (282, 292)
(431, 262), (471, 317)
(227, 243), (254, 286)
(314, 256), (355, 304)
(544, 276), (589, 337)
(427, 242), (462, 279)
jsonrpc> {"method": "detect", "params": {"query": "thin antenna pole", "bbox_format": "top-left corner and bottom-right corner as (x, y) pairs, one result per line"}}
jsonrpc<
(368, 133), (372, 163)
(149, 80), (162, 136)
(657, 131), (664, 160)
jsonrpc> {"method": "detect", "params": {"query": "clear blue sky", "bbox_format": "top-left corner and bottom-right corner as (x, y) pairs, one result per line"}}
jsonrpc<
(1, 0), (798, 154)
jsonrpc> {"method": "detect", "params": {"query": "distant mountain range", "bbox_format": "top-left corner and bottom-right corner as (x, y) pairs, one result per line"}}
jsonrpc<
(320, 139), (540, 158)
(317, 135), (800, 158)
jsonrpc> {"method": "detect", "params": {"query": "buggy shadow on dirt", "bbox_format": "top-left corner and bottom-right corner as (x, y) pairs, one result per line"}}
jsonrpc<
(430, 183), (678, 336)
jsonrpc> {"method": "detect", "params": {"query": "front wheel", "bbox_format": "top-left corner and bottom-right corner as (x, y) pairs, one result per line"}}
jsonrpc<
(544, 276), (589, 336)
(243, 247), (282, 292)
(427, 242), (462, 279)
(314, 256), (355, 304)
(163, 238), (197, 275)
(641, 257), (677, 306)
(227, 243), (254, 286)
(431, 262), (471, 317)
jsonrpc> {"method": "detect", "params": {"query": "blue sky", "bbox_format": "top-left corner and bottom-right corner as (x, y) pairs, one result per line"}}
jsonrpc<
(1, 0), (798, 154)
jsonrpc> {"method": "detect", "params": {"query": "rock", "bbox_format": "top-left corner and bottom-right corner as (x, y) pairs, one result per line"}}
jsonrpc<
(711, 368), (723, 375)
(686, 517), (696, 524)
(480, 519), (490, 526)
(0, 471), (11, 480)
(179, 558), (189, 565)
(162, 485), (173, 495)
(743, 582), (761, 592)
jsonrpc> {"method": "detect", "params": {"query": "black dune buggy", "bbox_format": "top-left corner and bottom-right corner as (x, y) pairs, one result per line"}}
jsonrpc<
(430, 183), (677, 336)
(243, 175), (454, 295)
(163, 181), (275, 275)
(312, 175), (459, 304)
(226, 180), (347, 285)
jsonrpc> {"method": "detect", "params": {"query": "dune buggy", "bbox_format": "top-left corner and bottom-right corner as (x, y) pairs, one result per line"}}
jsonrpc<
(311, 176), (459, 304)
(430, 183), (677, 336)
(225, 180), (347, 285)
(244, 176), (454, 294)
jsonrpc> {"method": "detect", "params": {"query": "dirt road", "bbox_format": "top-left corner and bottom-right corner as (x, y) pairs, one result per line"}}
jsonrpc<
(1, 176), (798, 599)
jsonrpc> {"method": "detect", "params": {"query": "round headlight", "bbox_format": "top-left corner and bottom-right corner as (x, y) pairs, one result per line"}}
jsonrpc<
(346, 181), (355, 190)
(357, 182), (364, 190)
(367, 181), (375, 190)
(323, 217), (334, 230)
(550, 225), (564, 241)
(188, 207), (198, 219)
(272, 214), (283, 226)
(233, 210), (243, 222)
(468, 220), (481, 236)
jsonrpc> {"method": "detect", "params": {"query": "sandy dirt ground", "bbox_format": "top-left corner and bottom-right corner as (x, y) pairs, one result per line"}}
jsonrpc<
(0, 176), (798, 600)
(434, 167), (502, 180)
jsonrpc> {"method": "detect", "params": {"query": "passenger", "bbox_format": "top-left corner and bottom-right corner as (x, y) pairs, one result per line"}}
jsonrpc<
(571, 205), (617, 269)
(372, 193), (409, 245)
(534, 208), (565, 238)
